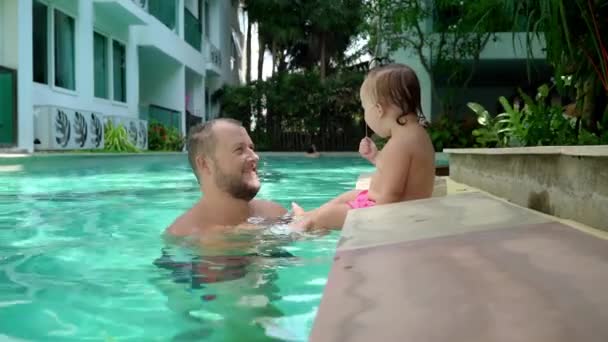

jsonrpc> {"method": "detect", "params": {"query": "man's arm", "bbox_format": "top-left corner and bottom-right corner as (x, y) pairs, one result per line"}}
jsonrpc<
(372, 140), (411, 205)
(252, 200), (288, 217)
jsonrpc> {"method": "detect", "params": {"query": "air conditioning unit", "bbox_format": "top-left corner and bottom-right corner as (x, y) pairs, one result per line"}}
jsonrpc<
(137, 119), (148, 150)
(34, 106), (105, 151)
(105, 115), (148, 150)
(88, 112), (105, 149)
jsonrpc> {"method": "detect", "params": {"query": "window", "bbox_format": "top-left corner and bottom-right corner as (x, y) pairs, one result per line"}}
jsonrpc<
(33, 0), (48, 84)
(204, 0), (210, 39)
(113, 41), (126, 102)
(148, 0), (177, 31)
(54, 9), (75, 90)
(94, 32), (108, 99)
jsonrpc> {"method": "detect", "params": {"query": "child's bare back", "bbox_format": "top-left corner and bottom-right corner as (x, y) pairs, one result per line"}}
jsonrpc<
(368, 123), (435, 203)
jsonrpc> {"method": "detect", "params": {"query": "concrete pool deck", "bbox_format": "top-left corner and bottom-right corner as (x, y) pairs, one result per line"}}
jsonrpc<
(311, 176), (608, 342)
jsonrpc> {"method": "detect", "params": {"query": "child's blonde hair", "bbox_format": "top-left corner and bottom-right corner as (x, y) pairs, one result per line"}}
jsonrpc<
(362, 63), (428, 126)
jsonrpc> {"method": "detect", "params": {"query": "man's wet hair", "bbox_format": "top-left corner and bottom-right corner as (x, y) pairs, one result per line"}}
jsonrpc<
(187, 118), (243, 181)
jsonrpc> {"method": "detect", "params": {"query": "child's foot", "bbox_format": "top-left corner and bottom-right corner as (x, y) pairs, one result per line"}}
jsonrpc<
(289, 202), (312, 231)
(289, 215), (313, 231)
(291, 202), (306, 216)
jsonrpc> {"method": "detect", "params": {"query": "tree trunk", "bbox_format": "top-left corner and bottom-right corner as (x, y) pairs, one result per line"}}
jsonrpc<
(256, 32), (264, 140)
(257, 32), (264, 81)
(320, 33), (327, 80)
(278, 49), (287, 73)
(271, 40), (278, 77)
(246, 18), (252, 84)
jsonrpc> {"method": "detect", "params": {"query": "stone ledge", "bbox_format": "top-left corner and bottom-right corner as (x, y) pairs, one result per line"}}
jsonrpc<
(445, 145), (608, 157)
(445, 148), (608, 231)
(311, 191), (608, 342)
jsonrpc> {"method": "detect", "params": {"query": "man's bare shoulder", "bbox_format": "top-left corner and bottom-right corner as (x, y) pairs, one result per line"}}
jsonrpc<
(251, 199), (288, 218)
(165, 208), (203, 237)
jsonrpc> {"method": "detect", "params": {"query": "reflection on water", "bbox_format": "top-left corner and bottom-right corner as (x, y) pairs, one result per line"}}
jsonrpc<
(152, 221), (327, 341)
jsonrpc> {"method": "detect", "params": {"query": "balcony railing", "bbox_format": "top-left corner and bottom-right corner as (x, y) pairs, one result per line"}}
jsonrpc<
(184, 8), (202, 51)
(207, 42), (222, 69)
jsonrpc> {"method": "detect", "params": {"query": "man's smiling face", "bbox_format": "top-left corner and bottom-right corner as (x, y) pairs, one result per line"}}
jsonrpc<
(208, 122), (260, 201)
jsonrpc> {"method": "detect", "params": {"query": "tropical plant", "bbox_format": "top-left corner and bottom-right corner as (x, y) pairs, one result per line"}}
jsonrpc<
(148, 121), (185, 151)
(427, 116), (478, 151)
(503, 0), (608, 133)
(469, 84), (608, 147)
(104, 120), (139, 153)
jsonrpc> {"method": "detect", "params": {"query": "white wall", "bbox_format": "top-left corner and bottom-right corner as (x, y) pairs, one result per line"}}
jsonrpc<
(186, 70), (204, 118)
(139, 54), (184, 114)
(0, 0), (19, 69)
(132, 22), (204, 75)
(17, 0), (34, 152)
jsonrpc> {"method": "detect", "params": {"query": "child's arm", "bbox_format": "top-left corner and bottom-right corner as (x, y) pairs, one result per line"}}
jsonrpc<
(372, 141), (411, 205)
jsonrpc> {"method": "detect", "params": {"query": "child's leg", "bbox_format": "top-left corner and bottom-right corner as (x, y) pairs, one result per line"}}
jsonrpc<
(292, 189), (358, 215)
(321, 189), (359, 207)
(307, 202), (351, 230)
(290, 189), (360, 230)
(291, 201), (352, 230)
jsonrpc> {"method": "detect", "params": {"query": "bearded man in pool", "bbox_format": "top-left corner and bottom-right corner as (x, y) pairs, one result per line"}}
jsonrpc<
(165, 118), (287, 237)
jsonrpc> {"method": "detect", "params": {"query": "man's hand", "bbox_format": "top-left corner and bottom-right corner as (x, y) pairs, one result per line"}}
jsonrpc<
(359, 137), (378, 165)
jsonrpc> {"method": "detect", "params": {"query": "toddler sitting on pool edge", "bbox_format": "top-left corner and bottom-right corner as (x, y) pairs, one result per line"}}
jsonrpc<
(291, 63), (436, 230)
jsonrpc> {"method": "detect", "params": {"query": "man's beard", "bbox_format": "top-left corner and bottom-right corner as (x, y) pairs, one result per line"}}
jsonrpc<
(213, 165), (260, 201)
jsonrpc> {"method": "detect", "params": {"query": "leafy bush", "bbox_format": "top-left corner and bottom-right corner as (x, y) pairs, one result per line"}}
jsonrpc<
(427, 116), (478, 151)
(104, 120), (139, 153)
(218, 70), (365, 151)
(469, 84), (608, 147)
(148, 121), (185, 151)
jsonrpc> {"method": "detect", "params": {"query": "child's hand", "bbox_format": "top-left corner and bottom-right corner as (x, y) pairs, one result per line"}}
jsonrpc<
(359, 137), (378, 162)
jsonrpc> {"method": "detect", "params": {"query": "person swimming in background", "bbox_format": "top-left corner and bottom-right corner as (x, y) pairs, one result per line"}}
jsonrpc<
(304, 144), (321, 158)
(292, 63), (435, 230)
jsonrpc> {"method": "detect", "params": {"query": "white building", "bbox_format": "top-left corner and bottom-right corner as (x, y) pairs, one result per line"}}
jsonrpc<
(0, 0), (244, 152)
(390, 3), (548, 121)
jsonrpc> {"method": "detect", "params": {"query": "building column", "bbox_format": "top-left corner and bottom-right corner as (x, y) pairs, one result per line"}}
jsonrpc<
(193, 74), (204, 119)
(77, 0), (94, 101)
(17, 0), (34, 152)
(177, 65), (187, 137)
(127, 28), (139, 118)
(177, 0), (185, 39)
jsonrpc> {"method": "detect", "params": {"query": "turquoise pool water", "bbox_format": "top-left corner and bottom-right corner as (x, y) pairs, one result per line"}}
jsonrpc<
(0, 154), (376, 341)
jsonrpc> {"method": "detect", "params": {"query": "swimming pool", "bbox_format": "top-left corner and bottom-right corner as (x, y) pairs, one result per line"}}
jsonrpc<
(0, 154), (377, 341)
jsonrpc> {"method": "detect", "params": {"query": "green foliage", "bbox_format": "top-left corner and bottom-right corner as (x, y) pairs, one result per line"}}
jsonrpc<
(503, 0), (608, 133)
(103, 120), (139, 153)
(469, 84), (608, 147)
(427, 116), (478, 151)
(244, 0), (365, 75)
(148, 120), (185, 151)
(219, 70), (365, 150)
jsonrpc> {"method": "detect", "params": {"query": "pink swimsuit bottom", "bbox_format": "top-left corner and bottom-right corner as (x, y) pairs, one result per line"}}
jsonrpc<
(347, 190), (376, 209)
